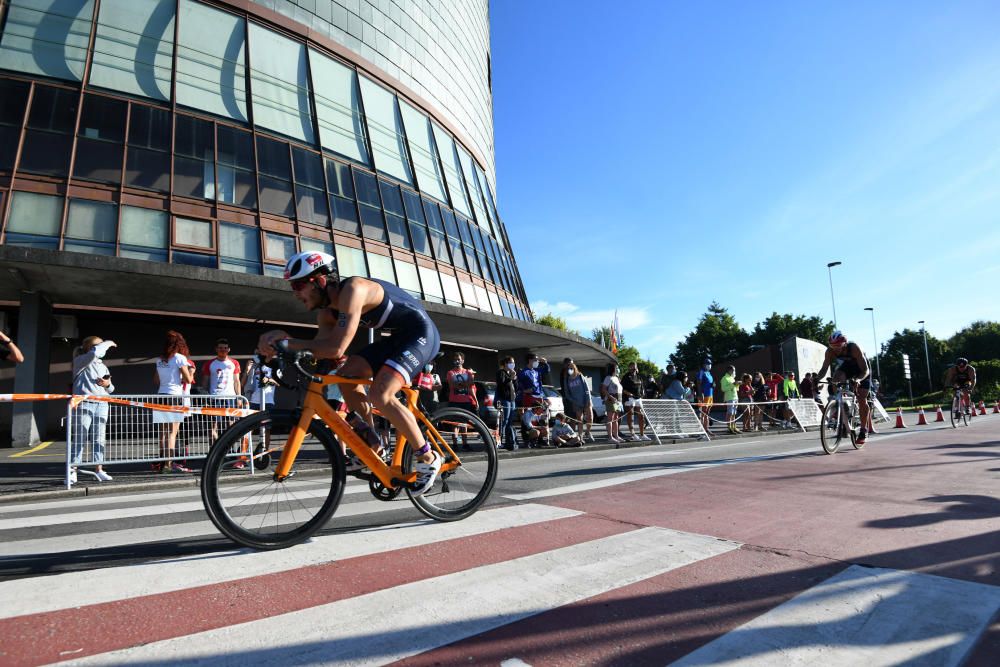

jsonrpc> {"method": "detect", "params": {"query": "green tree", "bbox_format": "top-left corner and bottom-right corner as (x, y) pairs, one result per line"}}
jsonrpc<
(947, 320), (1000, 362)
(750, 312), (835, 347)
(670, 302), (749, 371)
(878, 328), (951, 394)
(536, 312), (569, 332)
(591, 326), (611, 348)
(615, 345), (660, 378)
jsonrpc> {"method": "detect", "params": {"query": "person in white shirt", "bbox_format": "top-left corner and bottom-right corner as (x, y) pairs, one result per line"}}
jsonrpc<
(201, 338), (242, 442)
(70, 336), (116, 483)
(600, 363), (624, 444)
(521, 404), (548, 448)
(153, 330), (195, 473)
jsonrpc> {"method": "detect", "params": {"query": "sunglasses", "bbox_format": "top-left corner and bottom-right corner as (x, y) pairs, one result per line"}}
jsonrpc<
(290, 278), (314, 291)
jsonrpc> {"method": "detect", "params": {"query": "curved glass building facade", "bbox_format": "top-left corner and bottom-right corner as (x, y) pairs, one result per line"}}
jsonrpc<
(0, 0), (530, 319)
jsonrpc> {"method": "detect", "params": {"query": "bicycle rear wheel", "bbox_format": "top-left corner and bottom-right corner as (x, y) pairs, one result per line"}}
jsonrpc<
(820, 400), (843, 454)
(950, 395), (959, 428)
(403, 407), (498, 521)
(201, 411), (346, 550)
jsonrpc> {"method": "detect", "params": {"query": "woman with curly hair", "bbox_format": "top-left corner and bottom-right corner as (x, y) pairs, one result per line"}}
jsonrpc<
(152, 330), (195, 473)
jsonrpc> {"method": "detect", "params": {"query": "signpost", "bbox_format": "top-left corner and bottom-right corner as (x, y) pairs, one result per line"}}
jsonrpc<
(902, 353), (914, 407)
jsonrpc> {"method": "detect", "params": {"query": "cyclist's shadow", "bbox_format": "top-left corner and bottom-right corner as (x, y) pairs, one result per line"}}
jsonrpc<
(864, 494), (1000, 528)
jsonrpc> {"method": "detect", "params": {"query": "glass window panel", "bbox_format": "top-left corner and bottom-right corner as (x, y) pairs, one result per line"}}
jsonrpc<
(28, 86), (78, 132)
(120, 206), (167, 247)
(263, 263), (283, 277)
(402, 190), (424, 223)
(256, 136), (290, 179)
(378, 180), (404, 216)
(335, 244), (367, 278)
(0, 125), (20, 172)
(259, 176), (294, 217)
(176, 0), (247, 122)
(398, 99), (447, 202)
(440, 208), (459, 239)
(326, 160), (354, 198)
(330, 195), (359, 234)
(0, 79), (30, 126)
(428, 230), (449, 262)
(309, 48), (369, 164)
(296, 187), (329, 226)
(447, 238), (466, 271)
(431, 123), (471, 217)
(478, 253), (493, 282)
(248, 22), (313, 143)
(394, 259), (421, 298)
(66, 199), (116, 241)
(128, 105), (170, 150)
(125, 147), (170, 191)
(219, 258), (260, 274)
(459, 280), (478, 309)
(219, 222), (259, 260)
(7, 191), (63, 235)
(218, 125), (254, 169)
(20, 87), (77, 177)
(473, 164), (498, 236)
(175, 115), (213, 159)
(265, 232), (296, 262)
(74, 137), (123, 183)
(217, 164), (256, 208)
(89, 0), (174, 101)
(173, 155), (214, 199)
(458, 147), (488, 228)
(20, 129), (72, 176)
(120, 245), (167, 261)
(422, 198), (444, 232)
(366, 251), (394, 283)
(63, 239), (114, 255)
(358, 76), (412, 184)
(3, 232), (58, 249)
(353, 169), (379, 207)
(408, 220), (430, 256)
(475, 285), (491, 313)
(385, 213), (409, 249)
(0, 0), (94, 81)
(464, 247), (481, 276)
(418, 265), (443, 303)
(439, 272), (461, 306)
(488, 290), (502, 316)
(300, 237), (332, 254)
(292, 147), (324, 189)
(172, 250), (216, 268)
(79, 95), (126, 141)
(359, 205), (386, 242)
(175, 216), (212, 248)
(456, 215), (473, 245)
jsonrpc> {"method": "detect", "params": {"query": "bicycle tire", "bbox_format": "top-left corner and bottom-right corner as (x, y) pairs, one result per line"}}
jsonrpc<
(850, 403), (864, 449)
(403, 407), (498, 521)
(950, 395), (959, 428)
(201, 411), (346, 550)
(820, 400), (842, 455)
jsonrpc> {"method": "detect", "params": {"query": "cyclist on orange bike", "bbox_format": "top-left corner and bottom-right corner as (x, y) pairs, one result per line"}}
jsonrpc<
(816, 330), (872, 445)
(944, 358), (977, 416)
(258, 251), (442, 496)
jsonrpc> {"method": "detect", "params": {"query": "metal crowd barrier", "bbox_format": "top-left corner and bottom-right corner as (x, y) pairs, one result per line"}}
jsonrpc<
(66, 394), (253, 488)
(785, 398), (823, 431)
(641, 399), (710, 442)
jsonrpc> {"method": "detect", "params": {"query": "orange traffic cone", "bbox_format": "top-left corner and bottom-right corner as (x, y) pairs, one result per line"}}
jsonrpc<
(935, 406), (945, 422)
(993, 400), (1000, 414)
(979, 401), (987, 415)
(916, 408), (927, 425)
(894, 407), (906, 428)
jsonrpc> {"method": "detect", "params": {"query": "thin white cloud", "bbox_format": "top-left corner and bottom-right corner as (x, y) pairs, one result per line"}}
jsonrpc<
(531, 300), (651, 332)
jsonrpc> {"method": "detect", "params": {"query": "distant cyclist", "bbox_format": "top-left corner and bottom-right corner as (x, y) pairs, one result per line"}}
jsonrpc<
(943, 358), (977, 416)
(816, 331), (872, 445)
(258, 251), (442, 496)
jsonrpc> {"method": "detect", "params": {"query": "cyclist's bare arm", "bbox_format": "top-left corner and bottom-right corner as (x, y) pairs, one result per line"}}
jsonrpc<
(967, 367), (977, 389)
(816, 349), (835, 380)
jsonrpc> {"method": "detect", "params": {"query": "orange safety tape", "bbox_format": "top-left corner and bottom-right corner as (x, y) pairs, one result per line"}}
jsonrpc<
(0, 393), (255, 417)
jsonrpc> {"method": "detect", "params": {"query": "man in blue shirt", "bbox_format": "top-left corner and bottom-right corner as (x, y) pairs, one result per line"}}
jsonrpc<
(696, 359), (714, 430)
(517, 352), (549, 408)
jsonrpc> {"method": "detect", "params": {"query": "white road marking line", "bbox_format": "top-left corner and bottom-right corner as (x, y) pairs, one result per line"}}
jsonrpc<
(670, 565), (1000, 667)
(70, 527), (740, 666)
(0, 504), (581, 619)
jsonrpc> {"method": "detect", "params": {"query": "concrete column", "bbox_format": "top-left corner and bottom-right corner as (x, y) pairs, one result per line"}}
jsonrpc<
(12, 291), (52, 447)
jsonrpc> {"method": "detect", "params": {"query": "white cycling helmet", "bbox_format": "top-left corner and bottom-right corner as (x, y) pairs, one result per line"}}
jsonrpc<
(283, 251), (337, 282)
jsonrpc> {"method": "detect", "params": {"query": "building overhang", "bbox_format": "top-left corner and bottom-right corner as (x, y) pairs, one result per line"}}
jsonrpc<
(0, 246), (615, 367)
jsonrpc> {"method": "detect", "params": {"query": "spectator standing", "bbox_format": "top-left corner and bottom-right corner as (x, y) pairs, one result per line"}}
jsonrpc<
(70, 336), (116, 483)
(695, 359), (714, 430)
(445, 351), (477, 413)
(665, 371), (691, 401)
(781, 372), (800, 428)
(799, 372), (814, 399)
(0, 329), (24, 363)
(752, 372), (769, 430)
(658, 363), (676, 398)
(495, 356), (519, 450)
(560, 358), (594, 443)
(621, 362), (649, 441)
(201, 338), (242, 443)
(765, 372), (783, 426)
(243, 351), (276, 411)
(644, 376), (660, 400)
(517, 352), (549, 408)
(153, 331), (195, 473)
(600, 363), (624, 444)
(720, 365), (739, 434)
(738, 373), (754, 432)
(413, 362), (442, 415)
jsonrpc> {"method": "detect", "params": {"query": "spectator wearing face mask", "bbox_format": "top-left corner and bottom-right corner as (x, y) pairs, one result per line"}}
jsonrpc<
(551, 412), (581, 447)
(621, 362), (650, 441)
(413, 362), (443, 415)
(495, 356), (519, 450)
(600, 362), (624, 444)
(560, 358), (594, 442)
(695, 359), (714, 430)
(517, 352), (549, 408)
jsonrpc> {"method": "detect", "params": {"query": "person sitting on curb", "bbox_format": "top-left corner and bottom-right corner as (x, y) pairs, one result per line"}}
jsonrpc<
(551, 413), (582, 447)
(521, 404), (549, 448)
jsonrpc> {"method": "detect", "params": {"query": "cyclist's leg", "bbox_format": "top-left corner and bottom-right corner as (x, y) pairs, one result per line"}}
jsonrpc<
(856, 380), (871, 436)
(336, 355), (375, 418)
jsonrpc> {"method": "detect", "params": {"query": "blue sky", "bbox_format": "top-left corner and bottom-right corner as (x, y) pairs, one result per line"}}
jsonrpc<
(489, 0), (1000, 366)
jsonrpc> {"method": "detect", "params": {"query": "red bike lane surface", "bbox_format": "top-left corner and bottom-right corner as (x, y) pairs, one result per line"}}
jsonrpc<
(401, 419), (1000, 666)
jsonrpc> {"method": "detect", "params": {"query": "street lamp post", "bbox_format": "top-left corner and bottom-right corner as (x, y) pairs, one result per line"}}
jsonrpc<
(864, 307), (881, 381)
(918, 320), (932, 393)
(827, 261), (842, 328)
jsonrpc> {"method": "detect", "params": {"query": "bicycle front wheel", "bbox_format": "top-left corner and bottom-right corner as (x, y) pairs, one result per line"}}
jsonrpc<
(201, 411), (346, 550)
(403, 407), (498, 521)
(950, 395), (959, 428)
(820, 400), (843, 455)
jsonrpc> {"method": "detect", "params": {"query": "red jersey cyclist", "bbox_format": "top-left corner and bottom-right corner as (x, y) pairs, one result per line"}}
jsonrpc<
(258, 251), (442, 496)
